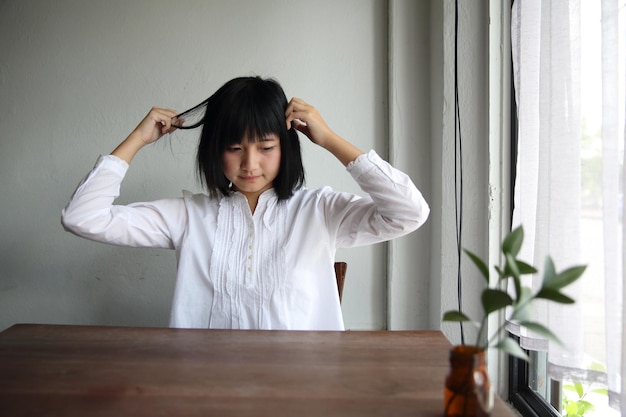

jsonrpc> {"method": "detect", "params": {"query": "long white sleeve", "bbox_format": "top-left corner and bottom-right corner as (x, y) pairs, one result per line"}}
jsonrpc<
(61, 155), (184, 249)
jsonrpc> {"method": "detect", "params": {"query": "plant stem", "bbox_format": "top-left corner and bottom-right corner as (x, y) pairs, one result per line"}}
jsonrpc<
(483, 294), (537, 349)
(475, 317), (488, 349)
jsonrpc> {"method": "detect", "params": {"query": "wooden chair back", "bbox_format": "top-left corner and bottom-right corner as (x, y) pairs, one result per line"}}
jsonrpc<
(334, 262), (348, 303)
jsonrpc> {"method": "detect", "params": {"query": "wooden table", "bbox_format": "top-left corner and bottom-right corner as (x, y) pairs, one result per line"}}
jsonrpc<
(0, 324), (517, 417)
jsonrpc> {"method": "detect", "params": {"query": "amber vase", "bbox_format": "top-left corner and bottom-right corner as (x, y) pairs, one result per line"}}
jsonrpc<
(444, 345), (494, 417)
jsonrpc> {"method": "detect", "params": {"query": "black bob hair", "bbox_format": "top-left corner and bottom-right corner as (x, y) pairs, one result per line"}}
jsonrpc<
(173, 76), (305, 201)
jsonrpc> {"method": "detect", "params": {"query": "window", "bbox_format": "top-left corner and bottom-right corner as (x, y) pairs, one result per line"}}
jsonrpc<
(509, 1), (624, 416)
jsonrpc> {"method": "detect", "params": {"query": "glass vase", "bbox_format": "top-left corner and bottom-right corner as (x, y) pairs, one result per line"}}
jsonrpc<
(444, 345), (494, 417)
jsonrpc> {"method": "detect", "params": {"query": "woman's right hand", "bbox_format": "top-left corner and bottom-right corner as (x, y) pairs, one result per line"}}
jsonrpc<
(130, 107), (179, 145)
(111, 107), (178, 164)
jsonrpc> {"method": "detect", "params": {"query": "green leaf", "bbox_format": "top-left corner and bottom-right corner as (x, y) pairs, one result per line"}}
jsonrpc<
(589, 359), (607, 372)
(518, 321), (563, 346)
(464, 249), (490, 283)
(516, 260), (538, 275)
(535, 288), (576, 304)
(504, 253), (520, 277)
(505, 253), (522, 298)
(495, 265), (505, 279)
(591, 387), (608, 395)
(502, 226), (524, 257)
(546, 264), (587, 290)
(578, 400), (595, 413)
(494, 338), (529, 362)
(565, 402), (579, 416)
(442, 310), (472, 322)
(481, 289), (513, 315)
(509, 287), (534, 321)
(573, 382), (584, 398)
(541, 257), (557, 287)
(517, 285), (534, 304)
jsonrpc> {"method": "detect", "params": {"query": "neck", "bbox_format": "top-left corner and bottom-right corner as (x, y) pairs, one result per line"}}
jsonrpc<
(232, 184), (274, 214)
(246, 195), (259, 214)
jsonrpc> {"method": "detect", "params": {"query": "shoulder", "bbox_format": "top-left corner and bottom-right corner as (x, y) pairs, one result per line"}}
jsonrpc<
(181, 190), (221, 210)
(289, 185), (338, 202)
(287, 186), (361, 212)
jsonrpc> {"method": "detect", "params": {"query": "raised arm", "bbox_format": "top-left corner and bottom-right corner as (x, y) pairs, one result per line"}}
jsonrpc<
(284, 98), (363, 166)
(285, 98), (429, 246)
(61, 107), (183, 248)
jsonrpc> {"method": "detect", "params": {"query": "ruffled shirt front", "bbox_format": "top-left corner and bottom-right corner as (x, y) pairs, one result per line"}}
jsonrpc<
(62, 150), (429, 330)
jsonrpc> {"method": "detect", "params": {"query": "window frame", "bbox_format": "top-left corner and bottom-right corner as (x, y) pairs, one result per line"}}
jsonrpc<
(508, 334), (561, 417)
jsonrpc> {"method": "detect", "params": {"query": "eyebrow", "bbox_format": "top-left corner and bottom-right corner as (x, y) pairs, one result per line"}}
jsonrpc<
(259, 135), (279, 142)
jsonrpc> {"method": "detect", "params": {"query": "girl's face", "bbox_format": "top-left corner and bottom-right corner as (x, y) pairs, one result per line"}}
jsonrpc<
(222, 133), (282, 203)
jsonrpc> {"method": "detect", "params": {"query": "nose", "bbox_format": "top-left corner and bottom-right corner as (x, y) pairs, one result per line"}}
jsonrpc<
(241, 148), (258, 172)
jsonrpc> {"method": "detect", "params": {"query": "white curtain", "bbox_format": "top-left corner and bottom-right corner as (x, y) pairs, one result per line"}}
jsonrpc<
(511, 0), (625, 413)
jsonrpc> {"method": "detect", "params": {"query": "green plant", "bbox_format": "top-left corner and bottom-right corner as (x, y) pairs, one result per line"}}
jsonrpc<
(442, 226), (587, 360)
(561, 360), (609, 417)
(562, 380), (608, 417)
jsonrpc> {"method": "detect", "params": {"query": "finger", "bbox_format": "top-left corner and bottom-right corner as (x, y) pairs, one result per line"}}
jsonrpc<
(287, 115), (309, 131)
(285, 98), (308, 116)
(154, 108), (178, 132)
(285, 98), (298, 129)
(160, 116), (178, 135)
(286, 98), (309, 115)
(285, 106), (298, 130)
(285, 98), (312, 130)
(294, 119), (309, 134)
(290, 97), (306, 106)
(286, 106), (310, 123)
(157, 108), (178, 123)
(171, 115), (185, 128)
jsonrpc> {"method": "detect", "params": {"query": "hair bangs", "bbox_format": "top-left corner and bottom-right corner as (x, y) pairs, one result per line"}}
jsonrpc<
(217, 81), (284, 147)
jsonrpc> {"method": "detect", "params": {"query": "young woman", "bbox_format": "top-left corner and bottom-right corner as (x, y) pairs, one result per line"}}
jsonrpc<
(62, 76), (429, 330)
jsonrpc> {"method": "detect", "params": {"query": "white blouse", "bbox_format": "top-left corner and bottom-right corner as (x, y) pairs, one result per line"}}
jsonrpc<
(62, 150), (429, 330)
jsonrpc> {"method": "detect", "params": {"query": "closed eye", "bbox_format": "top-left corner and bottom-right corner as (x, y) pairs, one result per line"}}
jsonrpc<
(259, 136), (279, 152)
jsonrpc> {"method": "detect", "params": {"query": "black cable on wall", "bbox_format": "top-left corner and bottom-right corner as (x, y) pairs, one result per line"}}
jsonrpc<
(454, 0), (465, 345)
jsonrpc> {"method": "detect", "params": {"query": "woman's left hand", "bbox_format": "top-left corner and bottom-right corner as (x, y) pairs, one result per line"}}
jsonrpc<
(285, 98), (337, 148)
(285, 97), (364, 166)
